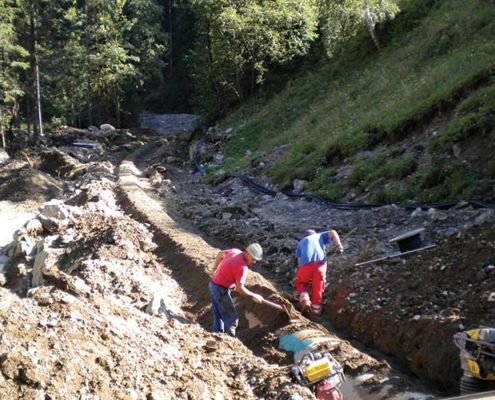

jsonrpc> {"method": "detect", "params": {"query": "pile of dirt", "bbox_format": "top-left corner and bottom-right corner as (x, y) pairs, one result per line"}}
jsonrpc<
(0, 132), (315, 399)
(0, 160), (63, 203)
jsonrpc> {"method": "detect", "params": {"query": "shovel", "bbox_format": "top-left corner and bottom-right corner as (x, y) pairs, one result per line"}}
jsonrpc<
(262, 298), (285, 311)
(261, 298), (294, 318)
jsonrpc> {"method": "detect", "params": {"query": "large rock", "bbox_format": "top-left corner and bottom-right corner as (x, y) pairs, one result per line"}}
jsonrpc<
(32, 235), (65, 287)
(0, 148), (9, 164)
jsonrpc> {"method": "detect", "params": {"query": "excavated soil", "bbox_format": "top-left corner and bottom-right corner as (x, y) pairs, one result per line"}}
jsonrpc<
(1, 123), (494, 399)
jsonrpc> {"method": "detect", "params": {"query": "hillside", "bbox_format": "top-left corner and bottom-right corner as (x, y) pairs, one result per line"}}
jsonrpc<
(203, 0), (495, 206)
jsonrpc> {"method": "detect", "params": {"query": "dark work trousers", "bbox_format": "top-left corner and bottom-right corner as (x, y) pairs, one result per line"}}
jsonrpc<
(208, 281), (238, 337)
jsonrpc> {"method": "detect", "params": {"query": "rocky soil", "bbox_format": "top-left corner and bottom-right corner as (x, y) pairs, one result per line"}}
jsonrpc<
(184, 126), (495, 394)
(0, 117), (494, 399)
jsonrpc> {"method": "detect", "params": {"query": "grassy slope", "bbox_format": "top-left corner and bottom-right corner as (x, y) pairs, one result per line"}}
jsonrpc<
(213, 0), (495, 204)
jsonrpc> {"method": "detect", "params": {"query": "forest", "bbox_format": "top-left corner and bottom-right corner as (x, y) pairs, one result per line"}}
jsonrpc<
(0, 0), (401, 138)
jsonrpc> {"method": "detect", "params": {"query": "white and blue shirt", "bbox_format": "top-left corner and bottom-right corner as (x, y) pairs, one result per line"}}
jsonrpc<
(295, 231), (333, 267)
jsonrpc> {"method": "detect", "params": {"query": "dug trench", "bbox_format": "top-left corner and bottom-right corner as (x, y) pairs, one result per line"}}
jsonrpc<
(116, 146), (391, 393)
(3, 126), (494, 398)
(115, 135), (465, 398)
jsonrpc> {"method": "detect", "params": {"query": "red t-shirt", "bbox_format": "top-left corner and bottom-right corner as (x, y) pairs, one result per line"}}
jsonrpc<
(212, 249), (248, 289)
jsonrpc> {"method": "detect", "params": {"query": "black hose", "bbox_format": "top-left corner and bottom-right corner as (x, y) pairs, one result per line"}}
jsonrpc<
(193, 134), (495, 211)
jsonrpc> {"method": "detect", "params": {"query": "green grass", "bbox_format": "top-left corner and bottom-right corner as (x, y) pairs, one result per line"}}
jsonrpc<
(211, 0), (495, 203)
(430, 82), (495, 151)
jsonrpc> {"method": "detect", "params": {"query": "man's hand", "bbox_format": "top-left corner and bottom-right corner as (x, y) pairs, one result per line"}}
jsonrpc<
(337, 244), (344, 254)
(252, 294), (264, 304)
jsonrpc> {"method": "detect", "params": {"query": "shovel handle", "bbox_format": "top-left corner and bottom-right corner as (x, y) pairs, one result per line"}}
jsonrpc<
(261, 298), (284, 311)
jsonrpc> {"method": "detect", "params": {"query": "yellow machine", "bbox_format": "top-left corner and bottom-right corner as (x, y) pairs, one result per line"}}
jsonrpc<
(290, 350), (345, 400)
(454, 327), (495, 394)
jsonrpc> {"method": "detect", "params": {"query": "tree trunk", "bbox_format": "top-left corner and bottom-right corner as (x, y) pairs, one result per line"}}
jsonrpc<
(85, 0), (93, 127)
(70, 80), (75, 127)
(11, 101), (20, 129)
(34, 54), (43, 136)
(29, 9), (43, 140)
(165, 0), (173, 80)
(206, 19), (218, 96)
(25, 85), (31, 135)
(116, 85), (121, 128)
(0, 108), (4, 149)
(363, 0), (381, 52)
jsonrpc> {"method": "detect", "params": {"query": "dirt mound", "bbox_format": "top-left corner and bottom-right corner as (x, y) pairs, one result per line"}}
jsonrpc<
(325, 223), (495, 391)
(0, 131), (318, 399)
(0, 162), (63, 202)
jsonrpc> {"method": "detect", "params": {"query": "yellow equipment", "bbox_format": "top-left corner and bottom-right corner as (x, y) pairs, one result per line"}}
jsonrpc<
(290, 350), (345, 400)
(454, 327), (495, 394)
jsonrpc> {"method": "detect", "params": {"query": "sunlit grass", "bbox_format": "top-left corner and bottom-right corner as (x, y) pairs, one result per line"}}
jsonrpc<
(215, 0), (495, 202)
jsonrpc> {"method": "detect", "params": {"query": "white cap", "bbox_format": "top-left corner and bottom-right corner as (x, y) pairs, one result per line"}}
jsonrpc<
(246, 243), (263, 261)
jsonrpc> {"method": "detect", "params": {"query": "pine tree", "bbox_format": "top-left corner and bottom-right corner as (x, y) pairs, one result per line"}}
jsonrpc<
(0, 0), (28, 146)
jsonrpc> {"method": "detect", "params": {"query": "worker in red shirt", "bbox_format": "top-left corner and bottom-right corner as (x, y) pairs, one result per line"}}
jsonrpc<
(209, 243), (264, 337)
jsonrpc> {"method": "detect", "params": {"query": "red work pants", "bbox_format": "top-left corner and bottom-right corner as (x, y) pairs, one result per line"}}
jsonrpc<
(295, 261), (327, 307)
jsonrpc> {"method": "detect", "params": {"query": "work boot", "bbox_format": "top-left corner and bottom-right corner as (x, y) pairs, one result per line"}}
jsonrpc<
(301, 300), (311, 315)
(311, 304), (322, 317)
(299, 292), (311, 315)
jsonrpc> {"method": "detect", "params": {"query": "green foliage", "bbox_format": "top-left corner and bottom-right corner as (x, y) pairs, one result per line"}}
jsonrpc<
(37, 1), (88, 127)
(485, 159), (495, 179)
(413, 165), (443, 191)
(188, 0), (319, 118)
(319, 0), (400, 56)
(45, 116), (64, 132)
(443, 163), (481, 199)
(212, 0), (495, 203)
(348, 151), (416, 194)
(6, 0), (167, 129)
(305, 167), (342, 201)
(430, 83), (495, 150)
(223, 123), (267, 157)
(370, 182), (413, 204)
(386, 153), (417, 179)
(407, 158), (482, 203)
(0, 0), (28, 128)
(348, 153), (386, 187)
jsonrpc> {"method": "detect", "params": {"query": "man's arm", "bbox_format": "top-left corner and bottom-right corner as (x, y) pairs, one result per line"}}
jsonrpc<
(235, 282), (263, 303)
(328, 230), (344, 253)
